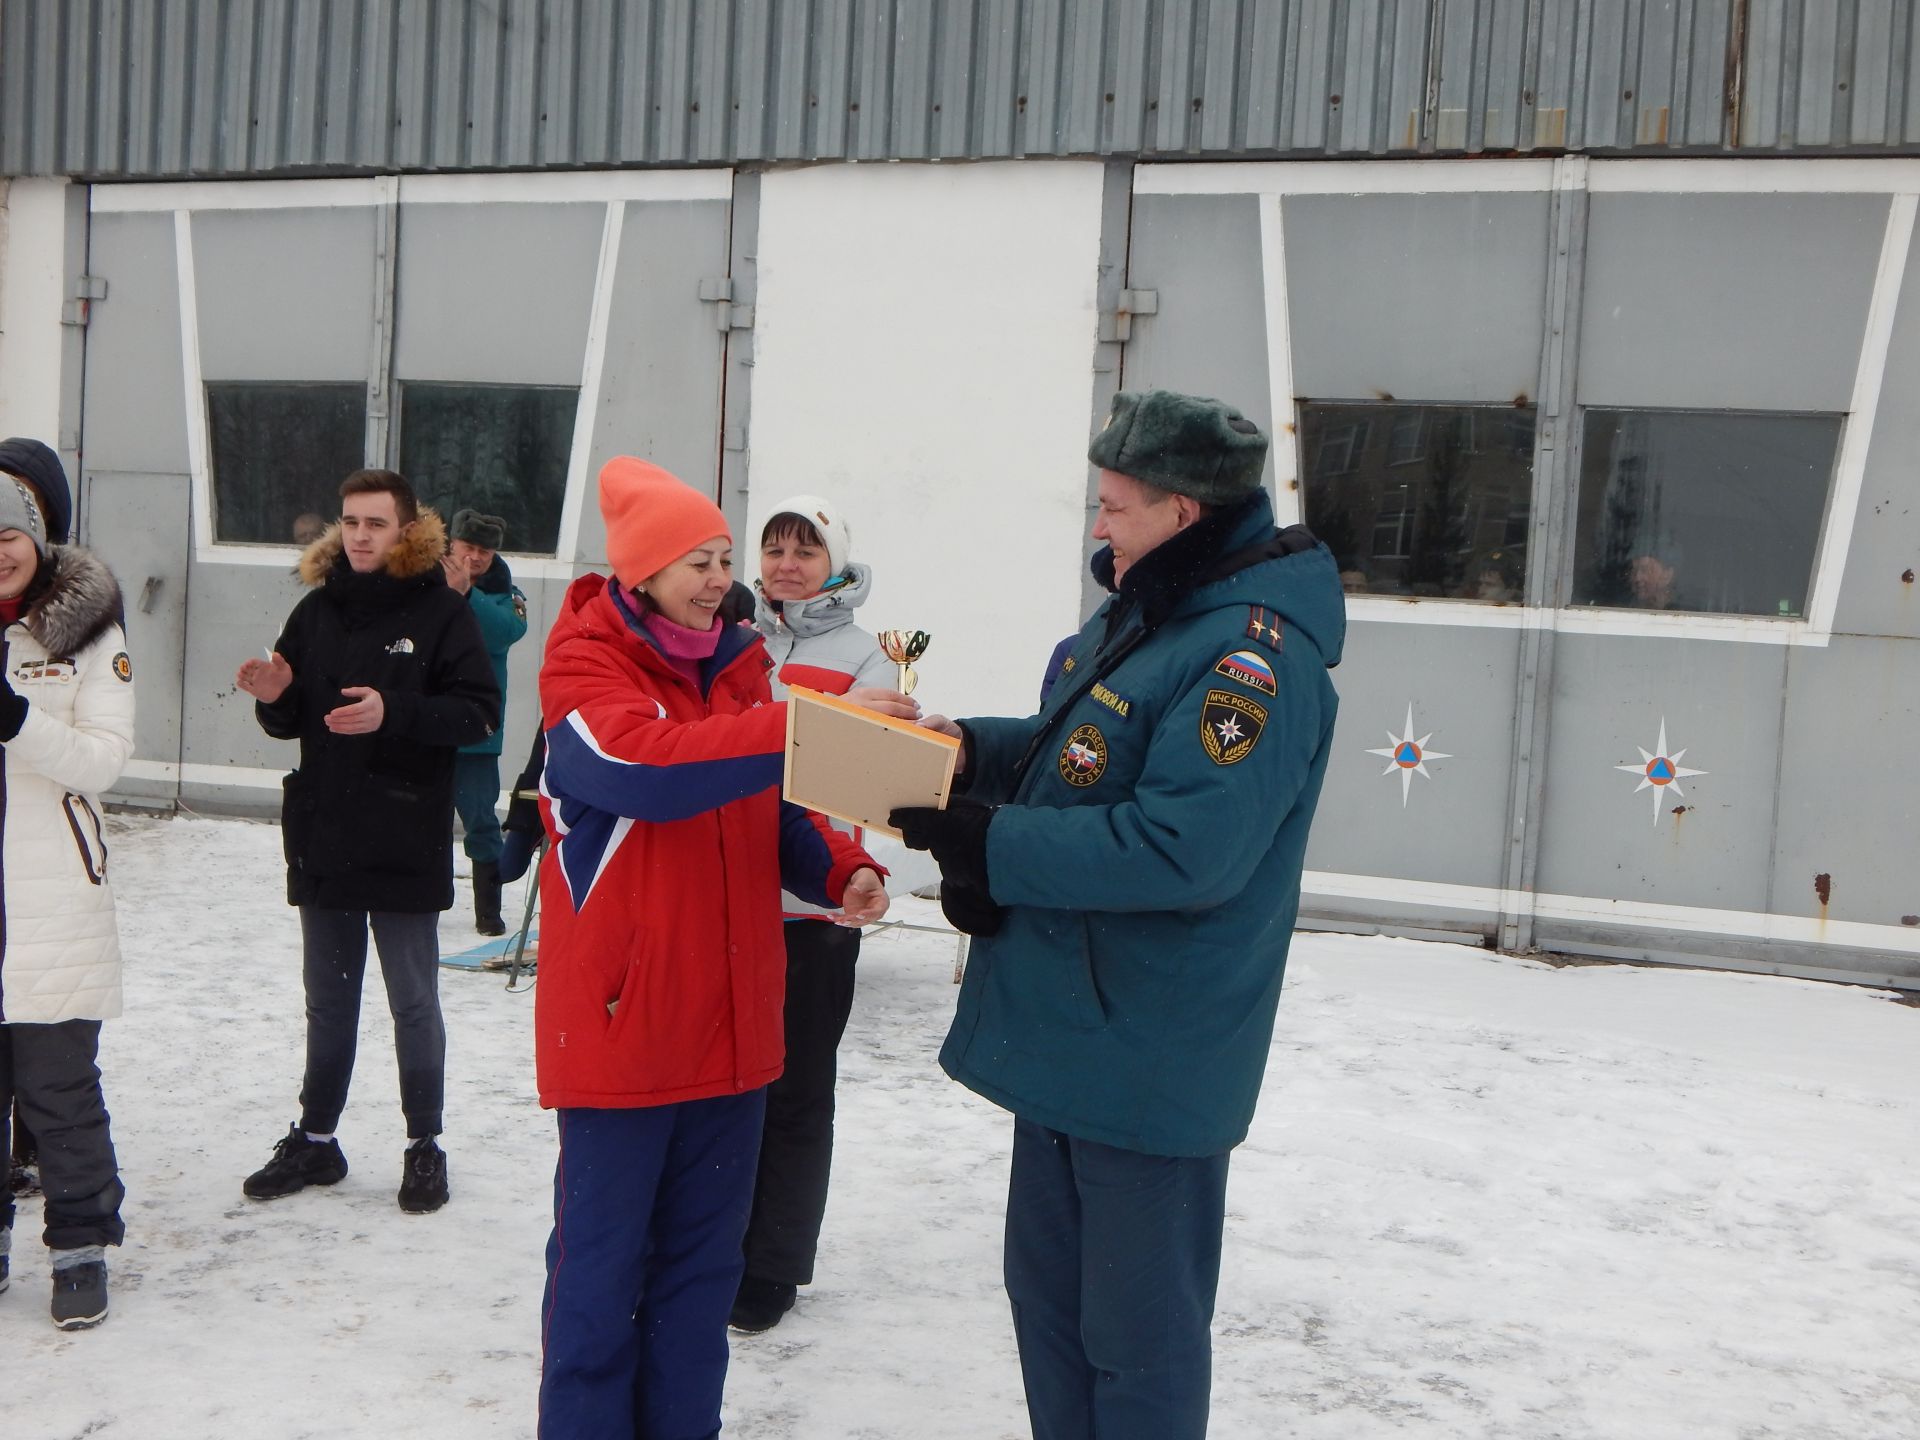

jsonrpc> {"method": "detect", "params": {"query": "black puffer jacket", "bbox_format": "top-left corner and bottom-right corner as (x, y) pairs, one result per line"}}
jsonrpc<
(255, 510), (499, 912)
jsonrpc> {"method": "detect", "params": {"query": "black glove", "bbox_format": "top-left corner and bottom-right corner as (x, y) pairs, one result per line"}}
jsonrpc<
(0, 673), (25, 742)
(938, 879), (1005, 938)
(890, 799), (996, 896)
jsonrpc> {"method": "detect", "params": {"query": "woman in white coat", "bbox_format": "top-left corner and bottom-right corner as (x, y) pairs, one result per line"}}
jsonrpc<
(0, 464), (136, 1331)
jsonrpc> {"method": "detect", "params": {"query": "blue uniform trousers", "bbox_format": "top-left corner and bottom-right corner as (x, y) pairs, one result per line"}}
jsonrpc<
(1004, 1118), (1230, 1440)
(540, 1091), (766, 1440)
(453, 752), (504, 864)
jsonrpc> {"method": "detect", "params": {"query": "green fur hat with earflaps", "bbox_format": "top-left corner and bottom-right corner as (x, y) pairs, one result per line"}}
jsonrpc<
(1087, 389), (1270, 505)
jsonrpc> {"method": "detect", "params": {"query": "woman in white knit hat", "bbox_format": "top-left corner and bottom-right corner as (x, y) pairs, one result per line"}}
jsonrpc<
(730, 493), (897, 1335)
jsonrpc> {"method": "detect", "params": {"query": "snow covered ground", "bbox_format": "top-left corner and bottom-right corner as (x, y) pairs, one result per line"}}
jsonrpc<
(10, 812), (1918, 1440)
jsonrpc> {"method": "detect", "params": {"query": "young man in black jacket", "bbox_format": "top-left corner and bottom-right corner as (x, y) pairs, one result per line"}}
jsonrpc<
(234, 470), (500, 1214)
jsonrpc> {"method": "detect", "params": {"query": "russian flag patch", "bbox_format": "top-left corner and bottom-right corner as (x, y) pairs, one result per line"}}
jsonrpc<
(1214, 648), (1278, 696)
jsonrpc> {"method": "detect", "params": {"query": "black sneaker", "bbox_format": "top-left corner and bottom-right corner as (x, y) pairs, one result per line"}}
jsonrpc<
(243, 1125), (349, 1200)
(398, 1139), (449, 1214)
(51, 1260), (108, 1330)
(728, 1275), (797, 1334)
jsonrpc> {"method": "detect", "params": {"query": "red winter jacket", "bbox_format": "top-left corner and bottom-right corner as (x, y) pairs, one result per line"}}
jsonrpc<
(534, 575), (877, 1109)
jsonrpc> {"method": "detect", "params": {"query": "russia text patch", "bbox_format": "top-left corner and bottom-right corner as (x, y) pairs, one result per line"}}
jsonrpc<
(1213, 649), (1276, 696)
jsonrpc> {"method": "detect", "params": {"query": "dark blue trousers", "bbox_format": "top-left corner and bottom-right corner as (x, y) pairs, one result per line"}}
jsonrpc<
(540, 1091), (767, 1440)
(1004, 1118), (1230, 1440)
(0, 1019), (125, 1250)
(453, 752), (504, 864)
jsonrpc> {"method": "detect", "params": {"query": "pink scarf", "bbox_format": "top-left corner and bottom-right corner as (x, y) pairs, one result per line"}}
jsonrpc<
(641, 609), (722, 689)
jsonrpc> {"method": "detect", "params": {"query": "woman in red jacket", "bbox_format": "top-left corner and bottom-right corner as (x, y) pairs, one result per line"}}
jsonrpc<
(535, 458), (901, 1440)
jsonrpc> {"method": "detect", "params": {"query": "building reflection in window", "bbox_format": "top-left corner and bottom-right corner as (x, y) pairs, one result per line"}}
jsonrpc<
(1299, 401), (1536, 603)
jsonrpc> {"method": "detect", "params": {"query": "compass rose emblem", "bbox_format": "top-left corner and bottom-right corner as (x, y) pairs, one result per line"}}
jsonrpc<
(1365, 704), (1452, 807)
(1614, 718), (1707, 825)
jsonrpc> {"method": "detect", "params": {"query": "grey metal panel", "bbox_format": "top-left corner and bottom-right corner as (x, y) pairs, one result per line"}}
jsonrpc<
(83, 471), (190, 793)
(1526, 922), (1920, 987)
(717, 173), (761, 541)
(192, 207), (379, 381)
(1304, 620), (1523, 892)
(391, 201), (602, 386)
(1771, 633), (1920, 932)
(1531, 635), (1788, 911)
(1119, 193), (1274, 478)
(44, 0), (1920, 176)
(1834, 214), (1920, 640)
(941, 0), (988, 158)
(493, 567), (562, 773)
(1577, 193), (1888, 411)
(1283, 191), (1552, 404)
(178, 562), (314, 774)
(1741, 0), (1920, 149)
(579, 198), (732, 566)
(732, 0), (774, 162)
(812, 0), (855, 158)
(82, 212), (191, 477)
(653, 0), (694, 164)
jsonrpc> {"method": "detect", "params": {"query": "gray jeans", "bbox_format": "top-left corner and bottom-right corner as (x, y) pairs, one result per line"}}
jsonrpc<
(297, 908), (445, 1139)
(1, 1018), (125, 1249)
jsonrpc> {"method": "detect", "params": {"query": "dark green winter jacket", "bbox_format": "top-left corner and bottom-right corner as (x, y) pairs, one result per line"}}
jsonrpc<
(940, 491), (1346, 1157)
(458, 556), (529, 757)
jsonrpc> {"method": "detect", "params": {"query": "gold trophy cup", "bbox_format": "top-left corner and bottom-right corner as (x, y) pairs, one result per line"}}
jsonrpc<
(877, 629), (932, 696)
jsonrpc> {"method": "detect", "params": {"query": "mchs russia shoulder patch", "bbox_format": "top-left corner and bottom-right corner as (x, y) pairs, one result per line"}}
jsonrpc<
(1200, 689), (1266, 765)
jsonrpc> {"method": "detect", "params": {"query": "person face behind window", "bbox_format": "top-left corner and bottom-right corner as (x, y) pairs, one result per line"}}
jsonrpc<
(1628, 554), (1677, 610)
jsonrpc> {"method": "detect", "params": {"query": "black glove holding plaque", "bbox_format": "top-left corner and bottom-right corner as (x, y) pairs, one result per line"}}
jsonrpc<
(890, 798), (1005, 937)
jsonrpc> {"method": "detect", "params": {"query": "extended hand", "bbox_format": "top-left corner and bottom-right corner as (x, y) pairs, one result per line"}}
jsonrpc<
(236, 652), (294, 703)
(324, 686), (386, 734)
(889, 799), (996, 895)
(833, 867), (891, 927)
(847, 686), (921, 721)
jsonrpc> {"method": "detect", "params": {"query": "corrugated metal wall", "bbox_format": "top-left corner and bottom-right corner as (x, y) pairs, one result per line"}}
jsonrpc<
(3, 0), (1918, 178)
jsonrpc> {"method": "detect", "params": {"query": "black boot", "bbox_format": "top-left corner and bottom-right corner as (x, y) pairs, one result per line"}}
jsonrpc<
(474, 860), (506, 936)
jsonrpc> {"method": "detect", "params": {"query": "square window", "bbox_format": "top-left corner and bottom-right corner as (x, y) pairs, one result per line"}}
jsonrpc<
(398, 383), (578, 556)
(1572, 410), (1842, 618)
(207, 382), (368, 546)
(1299, 402), (1535, 602)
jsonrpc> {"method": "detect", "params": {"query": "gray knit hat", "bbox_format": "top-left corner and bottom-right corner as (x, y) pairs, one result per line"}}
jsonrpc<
(451, 508), (507, 550)
(0, 474), (50, 556)
(1087, 389), (1270, 505)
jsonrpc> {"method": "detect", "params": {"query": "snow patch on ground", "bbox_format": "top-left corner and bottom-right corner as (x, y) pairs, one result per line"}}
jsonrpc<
(8, 814), (1917, 1439)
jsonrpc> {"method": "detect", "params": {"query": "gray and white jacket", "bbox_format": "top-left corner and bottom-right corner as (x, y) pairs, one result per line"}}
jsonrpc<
(753, 564), (892, 919)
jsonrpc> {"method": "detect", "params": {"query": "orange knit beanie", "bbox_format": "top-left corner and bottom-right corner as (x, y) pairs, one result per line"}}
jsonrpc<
(598, 457), (731, 589)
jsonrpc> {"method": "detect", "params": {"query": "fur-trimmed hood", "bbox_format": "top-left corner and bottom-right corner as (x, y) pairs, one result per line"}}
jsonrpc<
(297, 507), (448, 588)
(16, 544), (126, 657)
